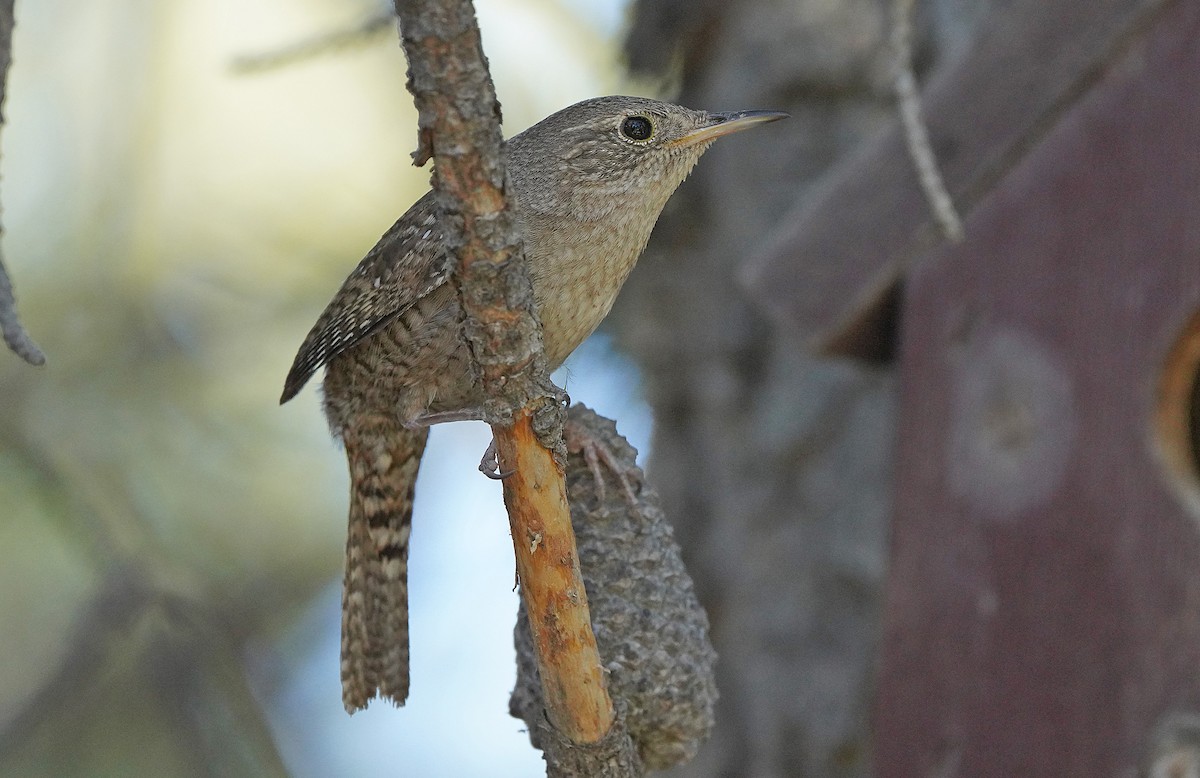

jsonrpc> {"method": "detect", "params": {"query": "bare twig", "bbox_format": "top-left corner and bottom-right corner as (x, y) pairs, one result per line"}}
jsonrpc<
(0, 0), (45, 365)
(389, 0), (624, 763)
(893, 0), (964, 243)
(231, 8), (395, 74)
(0, 250), (43, 365)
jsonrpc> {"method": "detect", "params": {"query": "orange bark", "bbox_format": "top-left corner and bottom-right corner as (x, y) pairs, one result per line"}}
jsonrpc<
(493, 413), (614, 743)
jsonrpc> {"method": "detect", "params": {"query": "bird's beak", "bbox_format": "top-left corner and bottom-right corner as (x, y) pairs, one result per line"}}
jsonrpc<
(671, 110), (789, 148)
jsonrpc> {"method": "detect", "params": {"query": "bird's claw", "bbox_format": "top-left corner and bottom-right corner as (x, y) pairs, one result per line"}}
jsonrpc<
(564, 416), (642, 508)
(479, 439), (515, 480)
(534, 376), (569, 409)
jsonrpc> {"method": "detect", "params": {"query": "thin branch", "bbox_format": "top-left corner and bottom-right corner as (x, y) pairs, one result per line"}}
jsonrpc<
(0, 0), (45, 365)
(230, 8), (395, 74)
(893, 0), (964, 243)
(0, 250), (43, 364)
(389, 0), (623, 761)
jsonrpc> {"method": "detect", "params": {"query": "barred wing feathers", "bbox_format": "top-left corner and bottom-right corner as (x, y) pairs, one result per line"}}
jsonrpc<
(280, 193), (448, 403)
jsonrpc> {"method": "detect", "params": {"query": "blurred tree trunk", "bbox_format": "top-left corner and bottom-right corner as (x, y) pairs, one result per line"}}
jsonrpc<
(615, 1), (984, 774)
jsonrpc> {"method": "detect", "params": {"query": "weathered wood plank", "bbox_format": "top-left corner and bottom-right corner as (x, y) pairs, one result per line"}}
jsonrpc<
(876, 1), (1200, 774)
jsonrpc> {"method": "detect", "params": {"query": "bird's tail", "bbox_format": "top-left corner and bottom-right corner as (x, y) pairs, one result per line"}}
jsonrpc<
(340, 419), (428, 713)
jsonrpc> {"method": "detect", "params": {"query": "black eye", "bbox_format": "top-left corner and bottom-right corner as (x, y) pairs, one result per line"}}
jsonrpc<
(620, 116), (654, 141)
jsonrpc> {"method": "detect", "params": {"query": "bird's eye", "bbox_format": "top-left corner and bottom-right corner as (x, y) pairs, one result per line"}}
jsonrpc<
(620, 116), (654, 142)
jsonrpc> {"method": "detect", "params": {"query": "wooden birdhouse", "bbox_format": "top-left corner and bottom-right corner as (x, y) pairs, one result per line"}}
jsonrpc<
(744, 0), (1200, 773)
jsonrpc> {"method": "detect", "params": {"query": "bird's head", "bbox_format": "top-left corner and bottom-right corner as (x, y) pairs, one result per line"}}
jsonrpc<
(507, 96), (787, 222)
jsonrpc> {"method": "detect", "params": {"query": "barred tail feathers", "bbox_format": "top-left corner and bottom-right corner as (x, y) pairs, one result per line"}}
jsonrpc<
(340, 421), (428, 712)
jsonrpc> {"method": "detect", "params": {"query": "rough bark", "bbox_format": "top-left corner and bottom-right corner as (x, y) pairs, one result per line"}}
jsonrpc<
(392, 0), (547, 418)
(389, 0), (627, 768)
(493, 411), (616, 745)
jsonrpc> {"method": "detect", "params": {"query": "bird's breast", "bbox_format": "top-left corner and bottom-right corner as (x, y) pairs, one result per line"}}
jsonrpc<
(526, 207), (659, 369)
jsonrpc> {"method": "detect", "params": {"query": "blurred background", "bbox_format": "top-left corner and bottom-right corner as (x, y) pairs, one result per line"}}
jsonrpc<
(6, 0), (1198, 775)
(0, 0), (647, 775)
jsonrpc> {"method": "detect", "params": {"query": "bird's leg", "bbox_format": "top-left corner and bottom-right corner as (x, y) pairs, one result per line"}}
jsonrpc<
(404, 407), (488, 428)
(564, 414), (642, 508)
(406, 379), (570, 481)
(406, 381), (565, 430)
(405, 408), (515, 479)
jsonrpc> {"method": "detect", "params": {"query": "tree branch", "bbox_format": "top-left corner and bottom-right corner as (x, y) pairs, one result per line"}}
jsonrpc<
(893, 0), (964, 243)
(230, 8), (395, 74)
(389, 0), (623, 763)
(0, 0), (45, 366)
(493, 415), (620, 744)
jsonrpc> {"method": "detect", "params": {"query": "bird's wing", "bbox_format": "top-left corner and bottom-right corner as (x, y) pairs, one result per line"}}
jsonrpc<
(280, 193), (449, 403)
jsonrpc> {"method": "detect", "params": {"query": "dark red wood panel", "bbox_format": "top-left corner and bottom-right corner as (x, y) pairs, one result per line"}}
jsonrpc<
(876, 1), (1200, 775)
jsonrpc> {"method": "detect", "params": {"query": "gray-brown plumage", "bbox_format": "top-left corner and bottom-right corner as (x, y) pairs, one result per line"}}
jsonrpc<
(280, 96), (785, 713)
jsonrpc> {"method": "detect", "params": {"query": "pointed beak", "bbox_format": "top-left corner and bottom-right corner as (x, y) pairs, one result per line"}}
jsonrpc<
(671, 109), (789, 148)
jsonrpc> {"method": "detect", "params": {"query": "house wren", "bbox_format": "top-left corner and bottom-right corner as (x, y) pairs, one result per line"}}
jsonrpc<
(280, 96), (785, 712)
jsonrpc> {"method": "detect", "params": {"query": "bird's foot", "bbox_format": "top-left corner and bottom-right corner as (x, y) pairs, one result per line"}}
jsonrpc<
(540, 380), (570, 410)
(564, 414), (642, 508)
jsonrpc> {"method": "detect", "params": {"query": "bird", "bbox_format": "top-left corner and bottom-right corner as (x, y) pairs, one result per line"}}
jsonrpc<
(280, 95), (786, 712)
